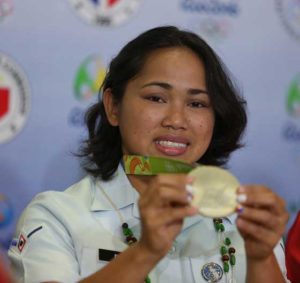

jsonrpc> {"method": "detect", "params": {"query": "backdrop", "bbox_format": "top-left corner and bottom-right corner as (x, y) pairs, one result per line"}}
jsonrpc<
(0, 0), (300, 257)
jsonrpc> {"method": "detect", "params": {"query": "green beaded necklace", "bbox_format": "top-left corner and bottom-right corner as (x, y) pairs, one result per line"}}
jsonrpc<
(100, 183), (151, 283)
(121, 219), (237, 283)
(122, 223), (151, 283)
(213, 218), (236, 280)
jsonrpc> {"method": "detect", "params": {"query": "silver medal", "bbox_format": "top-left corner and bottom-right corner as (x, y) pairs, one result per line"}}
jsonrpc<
(201, 262), (223, 282)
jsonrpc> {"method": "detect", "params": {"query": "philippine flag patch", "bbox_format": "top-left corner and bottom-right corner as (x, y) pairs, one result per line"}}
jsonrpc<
(17, 234), (26, 252)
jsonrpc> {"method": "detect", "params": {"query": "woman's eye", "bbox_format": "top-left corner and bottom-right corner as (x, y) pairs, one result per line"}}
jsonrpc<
(189, 101), (205, 108)
(145, 96), (165, 103)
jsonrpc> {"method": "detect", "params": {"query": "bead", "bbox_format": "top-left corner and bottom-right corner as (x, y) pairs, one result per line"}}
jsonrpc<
(123, 228), (133, 236)
(229, 247), (236, 254)
(222, 255), (229, 261)
(215, 223), (221, 231)
(220, 224), (225, 232)
(223, 261), (229, 273)
(224, 237), (231, 246)
(122, 223), (128, 229)
(126, 235), (132, 241)
(230, 254), (236, 266)
(220, 246), (227, 255)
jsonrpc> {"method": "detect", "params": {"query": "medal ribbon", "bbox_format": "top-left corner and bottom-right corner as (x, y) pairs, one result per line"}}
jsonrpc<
(123, 155), (195, 175)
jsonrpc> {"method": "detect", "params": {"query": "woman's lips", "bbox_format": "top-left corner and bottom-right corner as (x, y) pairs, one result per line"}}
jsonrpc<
(154, 137), (189, 156)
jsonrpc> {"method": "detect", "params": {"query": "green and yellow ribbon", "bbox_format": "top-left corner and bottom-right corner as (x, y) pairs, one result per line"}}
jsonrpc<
(123, 155), (195, 175)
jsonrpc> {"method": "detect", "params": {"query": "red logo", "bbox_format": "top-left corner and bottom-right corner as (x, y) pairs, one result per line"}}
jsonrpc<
(0, 88), (9, 119)
(108, 0), (120, 6)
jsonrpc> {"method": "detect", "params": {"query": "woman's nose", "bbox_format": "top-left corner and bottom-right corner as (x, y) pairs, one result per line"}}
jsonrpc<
(161, 104), (187, 130)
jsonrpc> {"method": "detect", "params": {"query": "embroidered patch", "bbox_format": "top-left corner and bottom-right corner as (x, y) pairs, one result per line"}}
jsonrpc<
(201, 262), (223, 282)
(17, 234), (26, 252)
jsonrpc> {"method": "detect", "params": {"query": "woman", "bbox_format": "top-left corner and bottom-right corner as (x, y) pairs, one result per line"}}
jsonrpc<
(8, 26), (289, 283)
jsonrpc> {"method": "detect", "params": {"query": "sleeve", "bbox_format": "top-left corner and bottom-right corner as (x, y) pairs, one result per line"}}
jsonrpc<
(8, 194), (80, 283)
(273, 238), (291, 283)
(285, 212), (300, 283)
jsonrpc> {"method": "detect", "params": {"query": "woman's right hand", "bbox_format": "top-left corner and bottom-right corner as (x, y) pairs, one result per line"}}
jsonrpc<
(137, 174), (198, 259)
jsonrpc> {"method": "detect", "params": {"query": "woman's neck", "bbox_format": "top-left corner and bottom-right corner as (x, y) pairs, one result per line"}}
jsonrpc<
(127, 174), (153, 194)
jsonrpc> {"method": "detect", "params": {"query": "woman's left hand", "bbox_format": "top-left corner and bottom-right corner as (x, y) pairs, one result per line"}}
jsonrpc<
(236, 185), (289, 261)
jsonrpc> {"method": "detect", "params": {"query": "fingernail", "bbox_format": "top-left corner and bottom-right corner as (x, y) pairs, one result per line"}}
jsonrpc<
(186, 175), (195, 184)
(236, 205), (244, 214)
(236, 194), (247, 203)
(237, 186), (246, 193)
(185, 184), (194, 195)
(187, 194), (193, 203)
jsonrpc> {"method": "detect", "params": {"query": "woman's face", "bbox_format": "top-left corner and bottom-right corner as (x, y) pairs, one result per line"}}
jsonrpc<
(106, 47), (215, 164)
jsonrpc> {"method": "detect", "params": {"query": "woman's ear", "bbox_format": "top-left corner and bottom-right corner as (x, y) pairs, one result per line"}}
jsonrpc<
(102, 88), (119, 126)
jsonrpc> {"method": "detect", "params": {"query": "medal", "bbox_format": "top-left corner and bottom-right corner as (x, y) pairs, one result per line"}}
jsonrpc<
(201, 262), (223, 282)
(123, 155), (240, 218)
(188, 166), (239, 218)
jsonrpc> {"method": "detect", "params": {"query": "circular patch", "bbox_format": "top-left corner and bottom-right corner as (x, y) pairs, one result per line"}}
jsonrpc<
(69, 0), (141, 26)
(201, 262), (223, 282)
(0, 54), (30, 143)
(189, 166), (239, 218)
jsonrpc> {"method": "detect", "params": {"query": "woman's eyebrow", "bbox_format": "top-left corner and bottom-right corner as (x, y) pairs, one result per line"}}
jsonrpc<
(187, 88), (208, 95)
(141, 81), (172, 90)
(141, 81), (208, 94)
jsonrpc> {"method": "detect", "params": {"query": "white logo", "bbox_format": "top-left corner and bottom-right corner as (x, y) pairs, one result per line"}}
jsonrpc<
(0, 54), (30, 143)
(69, 0), (141, 26)
(275, 0), (300, 41)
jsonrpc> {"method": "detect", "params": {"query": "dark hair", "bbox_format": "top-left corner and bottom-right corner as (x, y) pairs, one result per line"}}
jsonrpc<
(79, 26), (247, 180)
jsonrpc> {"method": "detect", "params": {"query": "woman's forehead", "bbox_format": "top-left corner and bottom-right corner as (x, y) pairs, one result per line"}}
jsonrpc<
(142, 47), (203, 68)
(128, 47), (206, 90)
